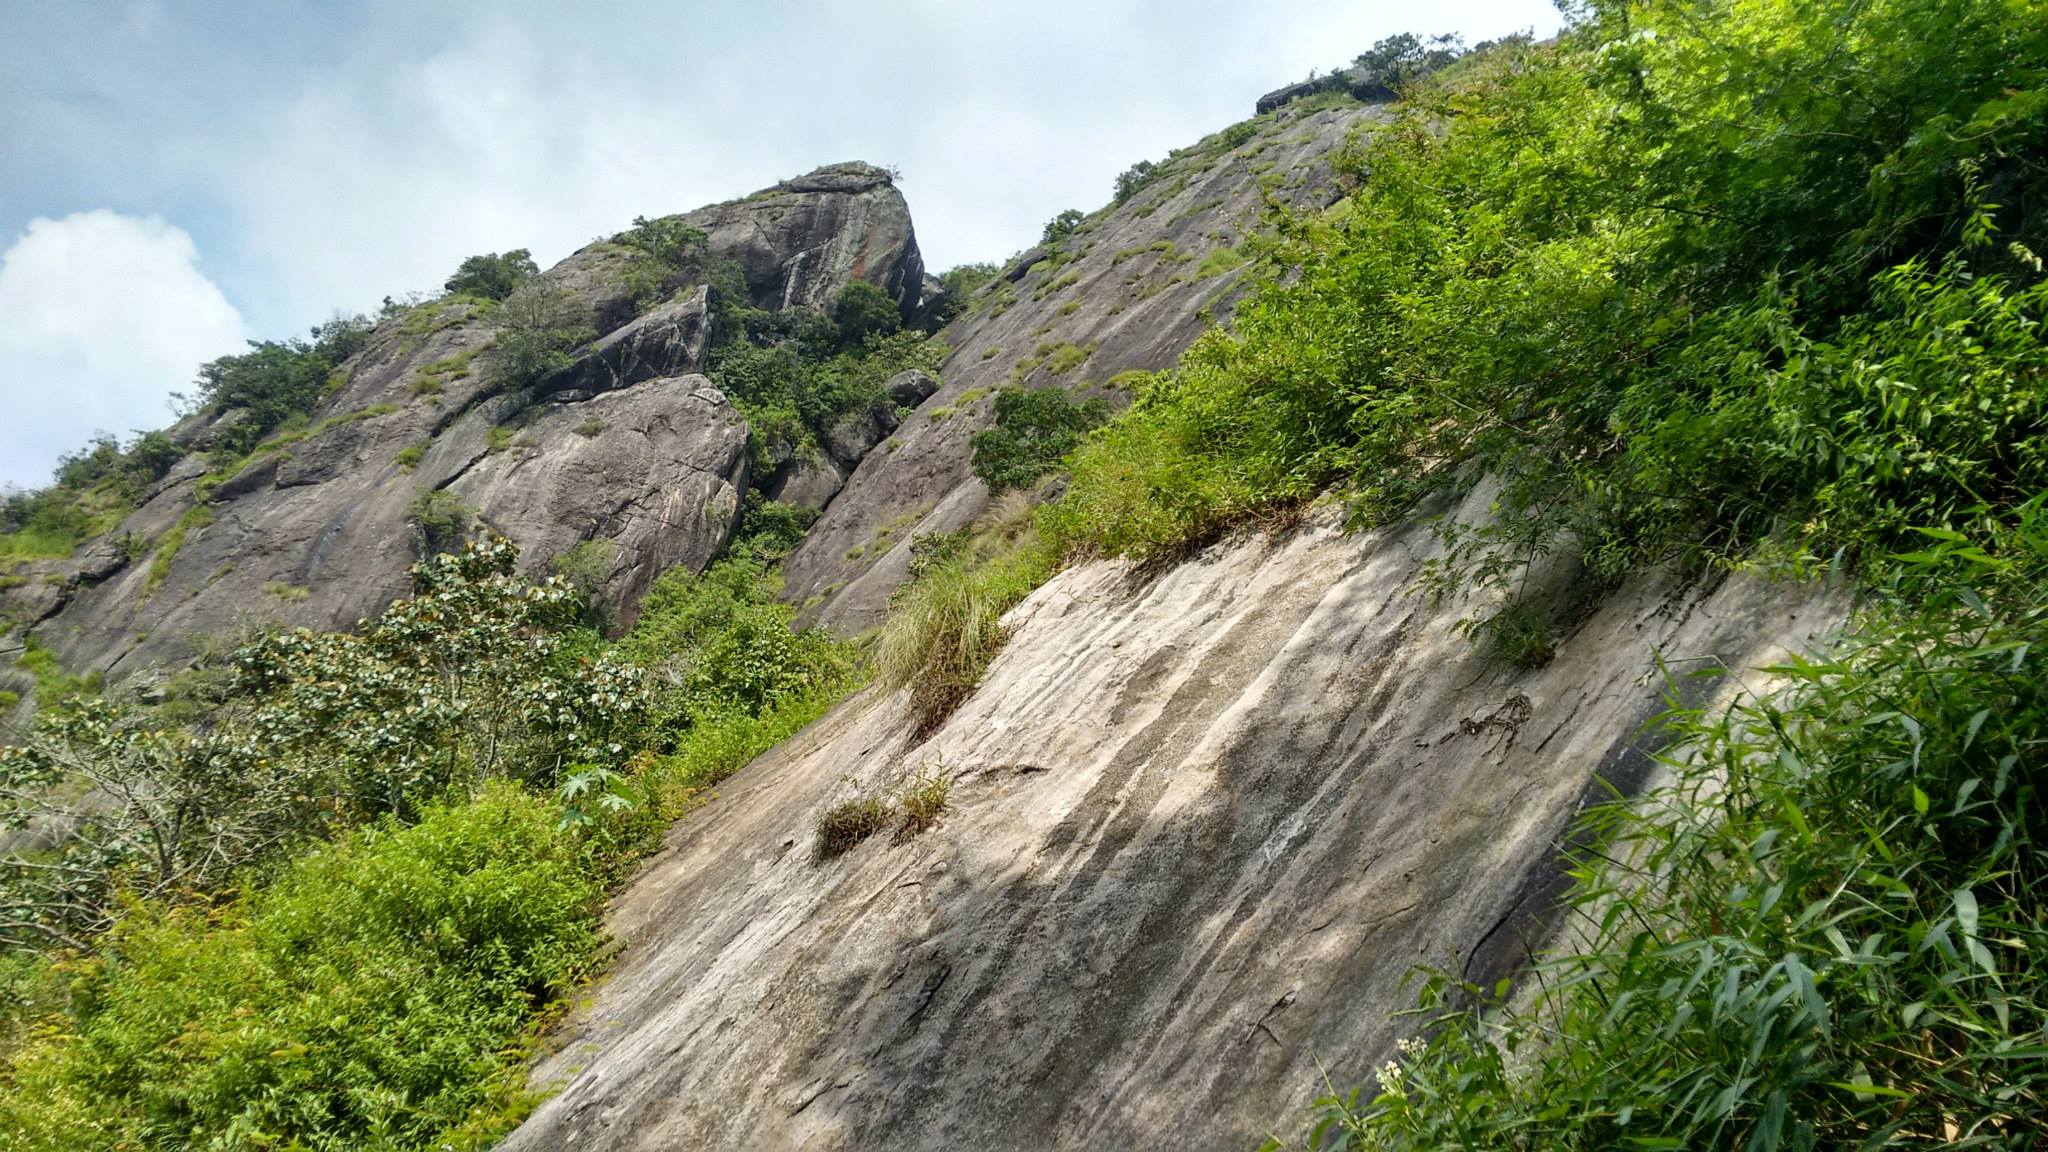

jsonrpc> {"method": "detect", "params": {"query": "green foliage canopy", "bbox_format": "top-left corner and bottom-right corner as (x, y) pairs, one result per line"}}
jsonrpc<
(968, 386), (1110, 494)
(443, 249), (539, 301)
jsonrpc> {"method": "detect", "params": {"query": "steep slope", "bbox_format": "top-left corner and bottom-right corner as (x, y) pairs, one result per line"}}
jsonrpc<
(14, 164), (922, 679)
(781, 99), (1386, 633)
(500, 490), (1842, 1151)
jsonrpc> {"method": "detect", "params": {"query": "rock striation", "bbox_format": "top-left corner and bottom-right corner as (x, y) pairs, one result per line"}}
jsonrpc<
(499, 492), (1845, 1151)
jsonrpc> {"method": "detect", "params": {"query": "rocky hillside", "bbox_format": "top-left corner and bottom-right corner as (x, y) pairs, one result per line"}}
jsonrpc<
(782, 98), (1385, 633)
(498, 490), (1842, 1150)
(6, 163), (924, 679)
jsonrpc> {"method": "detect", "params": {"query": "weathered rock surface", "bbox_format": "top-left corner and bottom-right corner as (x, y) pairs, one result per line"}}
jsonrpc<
(542, 286), (713, 397)
(781, 100), (1388, 633)
(546, 161), (926, 325)
(500, 493), (1845, 1151)
(22, 164), (925, 678)
(447, 376), (749, 618)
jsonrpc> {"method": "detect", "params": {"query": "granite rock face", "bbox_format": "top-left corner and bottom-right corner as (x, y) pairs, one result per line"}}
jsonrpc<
(498, 494), (1845, 1151)
(16, 164), (925, 679)
(779, 100), (1389, 633)
(445, 376), (749, 621)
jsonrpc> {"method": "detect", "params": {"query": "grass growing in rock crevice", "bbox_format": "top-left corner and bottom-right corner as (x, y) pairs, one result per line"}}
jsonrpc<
(875, 493), (1056, 738)
(811, 767), (953, 864)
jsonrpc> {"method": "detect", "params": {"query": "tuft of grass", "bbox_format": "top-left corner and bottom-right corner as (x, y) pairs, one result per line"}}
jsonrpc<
(892, 771), (951, 844)
(1041, 342), (1095, 376)
(143, 507), (215, 597)
(812, 796), (892, 863)
(394, 442), (427, 471)
(1193, 245), (1249, 279)
(877, 497), (1057, 738)
(261, 581), (311, 602)
(573, 417), (605, 438)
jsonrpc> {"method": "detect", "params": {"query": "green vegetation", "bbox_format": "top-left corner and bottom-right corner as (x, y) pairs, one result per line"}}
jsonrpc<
(1048, 11), (2048, 590)
(926, 262), (1001, 327)
(812, 796), (892, 862)
(12, 636), (97, 703)
(487, 282), (595, 394)
(706, 301), (945, 470)
(0, 784), (610, 1151)
(407, 489), (476, 557)
(612, 215), (739, 314)
(811, 768), (951, 863)
(831, 280), (904, 346)
(1192, 244), (1248, 279)
(0, 526), (860, 1146)
(1114, 159), (1164, 206)
(141, 507), (214, 597)
(969, 387), (1110, 495)
(394, 441), (426, 471)
(443, 249), (539, 301)
(184, 315), (374, 457)
(890, 770), (950, 844)
(0, 433), (182, 562)
(1296, 523), (2048, 1148)
(876, 494), (1055, 736)
(1040, 209), (1084, 246)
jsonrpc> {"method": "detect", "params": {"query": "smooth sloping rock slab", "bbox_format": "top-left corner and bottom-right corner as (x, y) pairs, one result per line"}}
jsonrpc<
(502, 494), (1844, 1151)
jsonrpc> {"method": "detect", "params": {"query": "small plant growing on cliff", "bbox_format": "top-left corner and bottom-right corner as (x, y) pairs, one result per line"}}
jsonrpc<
(812, 794), (892, 863)
(408, 489), (475, 557)
(892, 770), (951, 844)
(1040, 209), (1084, 246)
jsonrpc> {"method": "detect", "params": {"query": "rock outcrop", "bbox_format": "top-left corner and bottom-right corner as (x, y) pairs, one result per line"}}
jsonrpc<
(499, 492), (1845, 1151)
(15, 164), (926, 678)
(779, 99), (1388, 634)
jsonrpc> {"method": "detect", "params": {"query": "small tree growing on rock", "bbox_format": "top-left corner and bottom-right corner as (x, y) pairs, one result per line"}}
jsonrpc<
(444, 249), (539, 301)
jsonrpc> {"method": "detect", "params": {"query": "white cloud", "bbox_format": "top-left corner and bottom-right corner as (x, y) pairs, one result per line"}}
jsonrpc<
(227, 23), (767, 322)
(0, 211), (246, 488)
(214, 0), (1564, 320)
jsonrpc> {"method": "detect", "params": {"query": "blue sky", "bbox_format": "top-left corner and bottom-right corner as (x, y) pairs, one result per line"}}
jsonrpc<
(0, 0), (1562, 489)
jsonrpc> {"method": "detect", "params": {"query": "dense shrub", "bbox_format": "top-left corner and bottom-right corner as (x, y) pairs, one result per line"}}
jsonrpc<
(0, 538), (646, 949)
(617, 557), (855, 740)
(444, 249), (538, 301)
(1052, 0), (2048, 594)
(0, 785), (609, 1152)
(1, 523), (860, 1144)
(831, 280), (903, 348)
(969, 386), (1110, 494)
(1293, 513), (2048, 1150)
(1113, 159), (1163, 205)
(707, 324), (944, 464)
(0, 432), (185, 561)
(487, 282), (594, 394)
(924, 262), (1000, 328)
